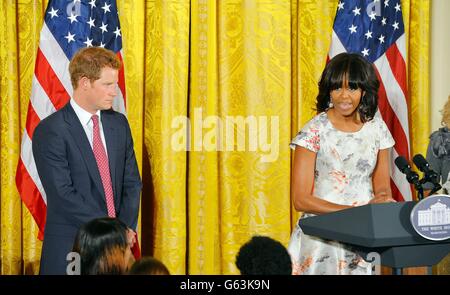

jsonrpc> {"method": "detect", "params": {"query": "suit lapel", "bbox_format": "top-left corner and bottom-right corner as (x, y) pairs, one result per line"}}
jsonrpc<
(63, 104), (105, 205)
(101, 111), (118, 205)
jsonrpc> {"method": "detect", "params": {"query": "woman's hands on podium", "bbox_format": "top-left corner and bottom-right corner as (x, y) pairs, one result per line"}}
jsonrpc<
(369, 191), (396, 204)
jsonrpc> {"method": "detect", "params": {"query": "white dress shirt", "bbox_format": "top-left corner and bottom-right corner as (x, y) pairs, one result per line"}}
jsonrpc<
(70, 98), (108, 157)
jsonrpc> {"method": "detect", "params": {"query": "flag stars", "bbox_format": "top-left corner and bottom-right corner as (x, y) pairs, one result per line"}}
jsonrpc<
(361, 48), (370, 57)
(73, 0), (81, 3)
(348, 24), (357, 34)
(378, 34), (385, 44)
(352, 6), (361, 16)
(384, 0), (389, 7)
(337, 1), (344, 10)
(64, 31), (76, 43)
(48, 7), (58, 18)
(395, 3), (401, 12)
(67, 12), (79, 23)
(99, 41), (106, 48)
(392, 21), (399, 30)
(102, 2), (111, 13)
(87, 17), (95, 28)
(89, 0), (96, 9)
(113, 27), (121, 38)
(100, 22), (108, 33)
(84, 37), (93, 47)
(364, 30), (373, 39)
(381, 17), (387, 26)
(369, 11), (377, 21)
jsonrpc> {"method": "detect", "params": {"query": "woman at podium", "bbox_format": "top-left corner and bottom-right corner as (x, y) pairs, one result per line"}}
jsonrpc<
(288, 53), (396, 275)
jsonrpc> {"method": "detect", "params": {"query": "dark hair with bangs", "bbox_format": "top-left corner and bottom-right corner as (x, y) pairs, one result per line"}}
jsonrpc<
(316, 53), (380, 122)
(73, 217), (129, 275)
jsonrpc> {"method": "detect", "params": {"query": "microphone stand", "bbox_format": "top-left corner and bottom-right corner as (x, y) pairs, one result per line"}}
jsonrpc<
(429, 183), (442, 195)
(405, 172), (424, 200)
(417, 176), (442, 198)
(414, 182), (424, 201)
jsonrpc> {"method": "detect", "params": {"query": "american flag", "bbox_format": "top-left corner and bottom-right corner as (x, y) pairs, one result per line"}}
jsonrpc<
(15, 0), (127, 239)
(329, 0), (412, 201)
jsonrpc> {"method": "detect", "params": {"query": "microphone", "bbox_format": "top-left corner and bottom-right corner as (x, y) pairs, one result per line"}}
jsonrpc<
(394, 156), (421, 187)
(412, 154), (439, 184)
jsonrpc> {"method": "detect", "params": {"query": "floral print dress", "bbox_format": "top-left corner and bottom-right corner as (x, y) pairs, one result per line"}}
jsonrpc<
(288, 112), (395, 275)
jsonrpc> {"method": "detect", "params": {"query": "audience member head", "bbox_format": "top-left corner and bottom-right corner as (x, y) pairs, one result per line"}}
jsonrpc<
(316, 52), (379, 123)
(73, 217), (133, 275)
(235, 235), (292, 275)
(128, 257), (170, 275)
(441, 95), (450, 127)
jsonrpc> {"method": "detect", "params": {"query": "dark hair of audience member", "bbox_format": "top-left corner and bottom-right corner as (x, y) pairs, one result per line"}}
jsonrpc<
(236, 235), (292, 275)
(72, 217), (132, 275)
(128, 257), (170, 275)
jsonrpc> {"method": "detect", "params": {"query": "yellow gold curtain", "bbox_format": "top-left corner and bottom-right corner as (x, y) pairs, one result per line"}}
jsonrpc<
(1, 0), (21, 275)
(407, 0), (430, 158)
(0, 0), (431, 275)
(143, 0), (190, 274)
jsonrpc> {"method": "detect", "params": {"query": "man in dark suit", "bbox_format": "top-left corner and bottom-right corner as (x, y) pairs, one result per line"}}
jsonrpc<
(32, 47), (142, 275)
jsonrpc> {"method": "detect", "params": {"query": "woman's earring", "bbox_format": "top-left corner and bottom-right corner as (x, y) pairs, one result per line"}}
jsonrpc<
(328, 100), (334, 108)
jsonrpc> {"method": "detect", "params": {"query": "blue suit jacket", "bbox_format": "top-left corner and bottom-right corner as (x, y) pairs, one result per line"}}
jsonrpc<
(32, 103), (142, 275)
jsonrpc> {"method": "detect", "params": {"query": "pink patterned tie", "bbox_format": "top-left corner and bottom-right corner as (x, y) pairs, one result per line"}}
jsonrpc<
(92, 115), (116, 217)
